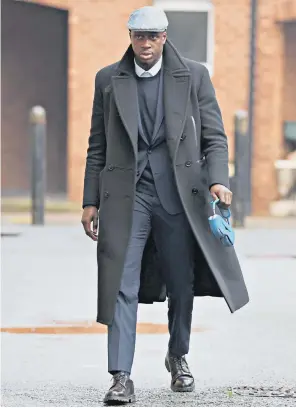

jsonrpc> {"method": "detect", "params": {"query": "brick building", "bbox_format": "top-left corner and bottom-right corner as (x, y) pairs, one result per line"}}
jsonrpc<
(2, 0), (296, 215)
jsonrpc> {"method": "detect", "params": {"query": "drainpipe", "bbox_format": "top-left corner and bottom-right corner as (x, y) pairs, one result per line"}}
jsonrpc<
(246, 0), (258, 215)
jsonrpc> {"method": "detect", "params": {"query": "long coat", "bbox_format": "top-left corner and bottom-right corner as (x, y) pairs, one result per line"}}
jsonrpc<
(83, 40), (249, 325)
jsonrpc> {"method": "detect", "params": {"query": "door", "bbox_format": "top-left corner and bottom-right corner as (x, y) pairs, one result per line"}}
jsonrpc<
(1, 0), (68, 196)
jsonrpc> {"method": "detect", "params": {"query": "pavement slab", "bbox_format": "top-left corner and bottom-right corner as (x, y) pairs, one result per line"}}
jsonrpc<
(1, 223), (296, 406)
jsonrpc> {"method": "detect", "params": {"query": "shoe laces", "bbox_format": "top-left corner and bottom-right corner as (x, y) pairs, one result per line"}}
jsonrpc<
(171, 355), (189, 373)
(112, 372), (128, 387)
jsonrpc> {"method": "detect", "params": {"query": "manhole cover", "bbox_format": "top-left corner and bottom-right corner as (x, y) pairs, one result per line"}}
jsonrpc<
(231, 386), (296, 398)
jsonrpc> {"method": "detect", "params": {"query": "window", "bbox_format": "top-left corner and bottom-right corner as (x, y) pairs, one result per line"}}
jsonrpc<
(154, 0), (214, 76)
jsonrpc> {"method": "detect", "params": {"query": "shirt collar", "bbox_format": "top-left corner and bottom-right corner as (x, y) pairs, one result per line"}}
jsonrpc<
(134, 56), (163, 77)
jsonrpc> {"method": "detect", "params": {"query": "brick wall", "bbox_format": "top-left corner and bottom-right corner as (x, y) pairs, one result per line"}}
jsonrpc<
(252, 0), (286, 214)
(29, 0), (151, 204)
(26, 0), (295, 215)
(212, 0), (250, 162)
(29, 0), (251, 207)
(276, 0), (296, 22)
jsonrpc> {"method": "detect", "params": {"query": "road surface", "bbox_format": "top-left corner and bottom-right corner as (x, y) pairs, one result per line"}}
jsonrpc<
(1, 220), (296, 406)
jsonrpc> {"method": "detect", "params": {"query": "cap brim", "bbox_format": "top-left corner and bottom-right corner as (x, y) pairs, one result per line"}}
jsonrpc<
(128, 27), (167, 32)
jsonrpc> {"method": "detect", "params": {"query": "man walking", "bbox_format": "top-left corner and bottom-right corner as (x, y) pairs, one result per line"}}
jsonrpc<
(81, 6), (249, 404)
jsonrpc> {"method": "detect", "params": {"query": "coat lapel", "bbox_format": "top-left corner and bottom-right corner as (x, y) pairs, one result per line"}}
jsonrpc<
(137, 98), (150, 146)
(164, 71), (191, 161)
(151, 69), (164, 144)
(110, 41), (192, 160)
(112, 75), (138, 157)
(163, 40), (192, 162)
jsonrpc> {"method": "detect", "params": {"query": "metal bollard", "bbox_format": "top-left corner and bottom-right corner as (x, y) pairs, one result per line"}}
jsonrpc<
(30, 106), (47, 225)
(232, 110), (249, 227)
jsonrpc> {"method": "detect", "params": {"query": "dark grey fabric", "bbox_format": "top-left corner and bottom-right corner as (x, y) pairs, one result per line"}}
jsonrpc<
(135, 71), (160, 199)
(108, 191), (194, 374)
(82, 39), (249, 325)
(136, 72), (160, 143)
(136, 69), (183, 214)
(137, 125), (183, 214)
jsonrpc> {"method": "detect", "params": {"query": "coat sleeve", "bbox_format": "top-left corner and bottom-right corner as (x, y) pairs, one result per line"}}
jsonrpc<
(198, 66), (230, 189)
(82, 71), (107, 209)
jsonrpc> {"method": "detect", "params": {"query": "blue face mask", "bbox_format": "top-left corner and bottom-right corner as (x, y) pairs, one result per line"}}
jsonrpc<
(208, 199), (235, 247)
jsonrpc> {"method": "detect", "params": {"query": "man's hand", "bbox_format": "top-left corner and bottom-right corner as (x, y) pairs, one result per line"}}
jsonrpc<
(81, 206), (98, 241)
(210, 184), (233, 208)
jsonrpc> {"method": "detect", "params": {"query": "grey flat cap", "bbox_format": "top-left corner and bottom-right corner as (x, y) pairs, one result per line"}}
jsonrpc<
(127, 6), (168, 32)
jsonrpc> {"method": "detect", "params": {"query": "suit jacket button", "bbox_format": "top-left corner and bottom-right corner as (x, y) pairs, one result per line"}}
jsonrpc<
(192, 188), (198, 195)
(136, 170), (140, 176)
(185, 161), (192, 167)
(108, 165), (114, 171)
(104, 191), (109, 198)
(180, 134), (186, 141)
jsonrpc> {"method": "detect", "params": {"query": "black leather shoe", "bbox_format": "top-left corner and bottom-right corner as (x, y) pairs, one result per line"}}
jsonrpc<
(165, 352), (195, 392)
(103, 372), (136, 404)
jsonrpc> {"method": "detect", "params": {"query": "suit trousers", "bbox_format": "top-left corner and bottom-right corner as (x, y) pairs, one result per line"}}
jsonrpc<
(107, 191), (195, 374)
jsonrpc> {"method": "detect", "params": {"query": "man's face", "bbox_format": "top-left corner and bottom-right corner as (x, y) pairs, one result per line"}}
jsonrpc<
(130, 31), (167, 68)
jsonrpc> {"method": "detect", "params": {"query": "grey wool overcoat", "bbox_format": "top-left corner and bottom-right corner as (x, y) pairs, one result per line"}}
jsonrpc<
(83, 40), (249, 325)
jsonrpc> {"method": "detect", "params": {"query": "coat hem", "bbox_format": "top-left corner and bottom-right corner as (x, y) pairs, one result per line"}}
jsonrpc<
(96, 316), (111, 326)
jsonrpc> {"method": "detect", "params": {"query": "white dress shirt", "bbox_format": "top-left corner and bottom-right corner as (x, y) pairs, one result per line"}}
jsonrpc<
(134, 56), (163, 78)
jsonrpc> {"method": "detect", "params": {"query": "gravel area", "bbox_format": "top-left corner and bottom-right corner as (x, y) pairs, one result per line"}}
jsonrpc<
(2, 385), (296, 407)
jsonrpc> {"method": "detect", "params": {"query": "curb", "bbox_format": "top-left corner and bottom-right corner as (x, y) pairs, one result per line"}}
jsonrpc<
(1, 198), (81, 213)
(1, 322), (206, 335)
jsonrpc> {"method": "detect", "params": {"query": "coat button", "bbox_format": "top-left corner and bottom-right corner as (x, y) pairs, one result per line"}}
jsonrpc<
(108, 165), (114, 171)
(180, 134), (186, 141)
(104, 191), (109, 198)
(192, 188), (198, 195)
(136, 170), (140, 176)
(147, 148), (152, 154)
(185, 161), (192, 167)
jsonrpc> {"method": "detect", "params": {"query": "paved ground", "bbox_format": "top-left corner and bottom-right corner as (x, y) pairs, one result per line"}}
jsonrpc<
(3, 211), (296, 228)
(1, 217), (296, 406)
